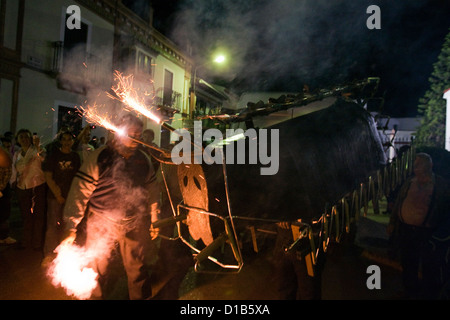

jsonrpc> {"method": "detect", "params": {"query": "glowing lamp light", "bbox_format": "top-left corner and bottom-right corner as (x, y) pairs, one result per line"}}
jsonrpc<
(213, 54), (226, 64)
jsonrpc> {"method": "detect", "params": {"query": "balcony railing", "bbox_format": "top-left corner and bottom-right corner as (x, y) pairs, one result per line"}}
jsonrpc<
(154, 87), (182, 112)
(52, 41), (64, 74)
(52, 41), (112, 93)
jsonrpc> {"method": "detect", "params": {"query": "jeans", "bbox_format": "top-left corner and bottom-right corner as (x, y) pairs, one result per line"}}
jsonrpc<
(44, 196), (64, 256)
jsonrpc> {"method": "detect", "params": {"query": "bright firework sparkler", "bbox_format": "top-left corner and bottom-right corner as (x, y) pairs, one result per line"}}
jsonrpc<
(80, 104), (172, 156)
(47, 73), (171, 299)
(109, 70), (162, 124)
(79, 104), (126, 136)
(79, 71), (178, 138)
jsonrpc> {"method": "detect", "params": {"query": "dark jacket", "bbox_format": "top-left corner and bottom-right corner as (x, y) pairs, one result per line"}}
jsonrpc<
(63, 145), (160, 232)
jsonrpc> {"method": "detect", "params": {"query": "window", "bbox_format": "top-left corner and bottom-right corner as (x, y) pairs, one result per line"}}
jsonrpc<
(163, 69), (173, 106)
(62, 12), (89, 72)
(137, 51), (153, 76)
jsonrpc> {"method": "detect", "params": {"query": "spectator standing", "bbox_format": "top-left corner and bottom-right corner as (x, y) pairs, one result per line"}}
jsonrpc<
(10, 129), (46, 251)
(0, 146), (16, 244)
(41, 131), (80, 265)
(388, 153), (450, 298)
(3, 131), (19, 157)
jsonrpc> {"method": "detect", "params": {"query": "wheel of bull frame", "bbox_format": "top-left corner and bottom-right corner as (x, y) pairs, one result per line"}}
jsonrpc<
(177, 164), (214, 245)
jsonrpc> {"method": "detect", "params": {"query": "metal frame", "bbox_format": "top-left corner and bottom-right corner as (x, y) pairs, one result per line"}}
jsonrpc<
(158, 150), (244, 274)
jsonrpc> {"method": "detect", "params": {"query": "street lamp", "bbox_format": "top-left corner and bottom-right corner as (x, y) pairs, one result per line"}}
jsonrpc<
(213, 54), (226, 64)
(194, 54), (226, 89)
(191, 54), (226, 116)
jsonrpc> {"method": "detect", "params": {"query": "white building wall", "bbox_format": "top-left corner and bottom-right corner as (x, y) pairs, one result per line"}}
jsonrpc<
(153, 55), (186, 100)
(17, 0), (114, 144)
(444, 89), (450, 151)
(145, 55), (189, 145)
(6, 0), (191, 148)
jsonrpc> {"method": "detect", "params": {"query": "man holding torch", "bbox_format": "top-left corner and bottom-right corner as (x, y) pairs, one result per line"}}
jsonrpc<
(61, 113), (160, 300)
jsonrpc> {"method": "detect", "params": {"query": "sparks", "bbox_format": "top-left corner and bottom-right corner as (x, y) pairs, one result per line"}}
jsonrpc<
(123, 95), (161, 124)
(80, 104), (126, 137)
(110, 71), (161, 124)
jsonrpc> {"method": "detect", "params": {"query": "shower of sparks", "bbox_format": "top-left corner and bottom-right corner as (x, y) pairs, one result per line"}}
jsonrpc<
(79, 104), (126, 137)
(109, 71), (161, 124)
(76, 71), (162, 137)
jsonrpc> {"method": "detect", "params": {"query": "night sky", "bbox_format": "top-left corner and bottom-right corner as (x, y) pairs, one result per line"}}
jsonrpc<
(128, 0), (450, 117)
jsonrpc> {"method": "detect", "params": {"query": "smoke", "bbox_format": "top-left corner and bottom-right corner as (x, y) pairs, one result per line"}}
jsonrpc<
(58, 0), (449, 118)
(46, 157), (152, 299)
(168, 0), (368, 89)
(167, 0), (445, 100)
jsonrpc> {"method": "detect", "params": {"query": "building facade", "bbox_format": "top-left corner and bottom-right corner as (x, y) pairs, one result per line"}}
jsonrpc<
(1, 0), (194, 147)
(374, 114), (422, 161)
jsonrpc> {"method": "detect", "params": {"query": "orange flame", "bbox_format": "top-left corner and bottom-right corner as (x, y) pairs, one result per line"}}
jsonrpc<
(47, 243), (98, 300)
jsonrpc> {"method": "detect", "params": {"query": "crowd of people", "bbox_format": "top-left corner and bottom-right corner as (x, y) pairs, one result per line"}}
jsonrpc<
(0, 120), (162, 299)
(0, 125), (158, 246)
(1, 120), (449, 300)
(0, 126), (96, 250)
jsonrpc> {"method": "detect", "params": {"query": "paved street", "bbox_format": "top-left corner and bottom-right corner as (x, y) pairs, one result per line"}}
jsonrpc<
(0, 198), (404, 300)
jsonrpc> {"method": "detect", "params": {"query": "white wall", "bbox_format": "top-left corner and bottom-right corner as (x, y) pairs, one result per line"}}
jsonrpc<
(17, 0), (114, 144)
(14, 0), (190, 148)
(144, 55), (189, 145)
(444, 89), (450, 151)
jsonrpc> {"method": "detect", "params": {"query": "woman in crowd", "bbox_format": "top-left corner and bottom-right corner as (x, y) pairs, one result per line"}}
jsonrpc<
(10, 129), (46, 251)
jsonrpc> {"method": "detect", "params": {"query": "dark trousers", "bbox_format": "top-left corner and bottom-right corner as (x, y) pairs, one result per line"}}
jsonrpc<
(398, 223), (441, 298)
(86, 213), (153, 300)
(0, 185), (11, 239)
(44, 196), (64, 256)
(15, 184), (46, 250)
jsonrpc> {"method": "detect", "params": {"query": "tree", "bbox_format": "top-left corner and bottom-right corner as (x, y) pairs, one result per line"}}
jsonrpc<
(415, 28), (450, 148)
